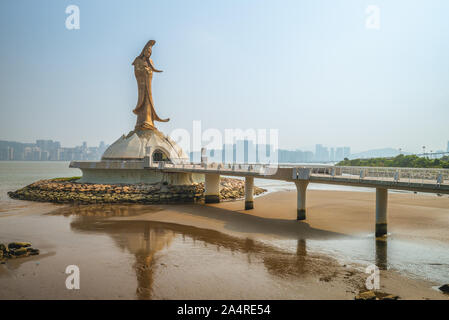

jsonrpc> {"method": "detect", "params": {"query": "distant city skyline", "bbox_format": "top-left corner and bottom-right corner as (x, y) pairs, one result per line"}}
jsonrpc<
(2, 137), (448, 163)
(1, 1), (449, 153)
(2, 135), (448, 156)
(0, 139), (108, 161)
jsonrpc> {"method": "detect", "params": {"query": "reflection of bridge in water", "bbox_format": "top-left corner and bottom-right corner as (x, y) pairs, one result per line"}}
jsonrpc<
(71, 159), (449, 237)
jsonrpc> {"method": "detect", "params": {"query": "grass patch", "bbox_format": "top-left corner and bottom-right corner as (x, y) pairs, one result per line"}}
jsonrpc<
(50, 176), (81, 182)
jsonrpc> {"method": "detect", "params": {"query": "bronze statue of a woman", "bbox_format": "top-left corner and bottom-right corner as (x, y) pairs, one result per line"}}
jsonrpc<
(133, 40), (169, 131)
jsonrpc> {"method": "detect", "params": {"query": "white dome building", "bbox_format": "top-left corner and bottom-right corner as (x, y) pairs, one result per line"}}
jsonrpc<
(70, 129), (202, 185)
(102, 129), (189, 163)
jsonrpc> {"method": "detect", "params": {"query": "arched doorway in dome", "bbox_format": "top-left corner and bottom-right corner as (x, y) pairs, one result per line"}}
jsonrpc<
(152, 149), (170, 162)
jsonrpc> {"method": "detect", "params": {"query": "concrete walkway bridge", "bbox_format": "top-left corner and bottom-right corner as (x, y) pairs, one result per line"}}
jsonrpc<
(71, 159), (449, 237)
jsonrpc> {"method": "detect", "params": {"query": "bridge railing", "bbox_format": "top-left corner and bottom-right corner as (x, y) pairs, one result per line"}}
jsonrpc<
(151, 161), (281, 175)
(149, 161), (448, 185)
(314, 166), (449, 185)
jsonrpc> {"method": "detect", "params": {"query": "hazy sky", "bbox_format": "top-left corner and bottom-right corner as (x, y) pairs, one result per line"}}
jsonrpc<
(0, 0), (448, 153)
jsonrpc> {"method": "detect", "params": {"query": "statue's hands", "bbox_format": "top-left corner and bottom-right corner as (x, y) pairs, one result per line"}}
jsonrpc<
(149, 59), (163, 73)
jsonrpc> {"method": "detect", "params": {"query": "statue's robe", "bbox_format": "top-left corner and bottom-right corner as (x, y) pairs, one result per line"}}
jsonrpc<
(133, 58), (168, 130)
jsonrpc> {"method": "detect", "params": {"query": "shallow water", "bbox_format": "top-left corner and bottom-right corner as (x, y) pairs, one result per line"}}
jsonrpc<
(0, 161), (81, 207)
(264, 236), (449, 285)
(0, 205), (347, 299)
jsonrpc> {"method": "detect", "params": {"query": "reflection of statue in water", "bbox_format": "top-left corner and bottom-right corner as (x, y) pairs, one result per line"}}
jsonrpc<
(68, 214), (326, 299)
(133, 225), (174, 299)
(133, 40), (169, 131)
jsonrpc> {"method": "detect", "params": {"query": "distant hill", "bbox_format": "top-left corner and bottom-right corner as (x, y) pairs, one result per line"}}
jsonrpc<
(349, 148), (409, 160)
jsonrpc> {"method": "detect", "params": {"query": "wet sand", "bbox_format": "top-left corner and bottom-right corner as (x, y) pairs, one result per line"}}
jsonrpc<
(1, 190), (448, 300)
(148, 190), (449, 243)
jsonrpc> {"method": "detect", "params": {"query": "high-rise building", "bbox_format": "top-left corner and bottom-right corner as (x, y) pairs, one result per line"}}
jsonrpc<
(335, 147), (344, 161)
(447, 141), (449, 152)
(315, 144), (329, 162)
(36, 140), (60, 152)
(7, 147), (14, 160)
(50, 148), (62, 161)
(343, 147), (351, 159)
(99, 141), (106, 155)
(40, 151), (49, 161)
(31, 148), (41, 161)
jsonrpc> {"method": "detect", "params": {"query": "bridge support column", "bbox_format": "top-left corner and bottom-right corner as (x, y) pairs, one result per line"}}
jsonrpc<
(244, 176), (254, 210)
(295, 181), (309, 220)
(375, 188), (388, 237)
(205, 174), (220, 203)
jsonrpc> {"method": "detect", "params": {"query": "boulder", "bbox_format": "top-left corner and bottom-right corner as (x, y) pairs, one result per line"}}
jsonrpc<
(355, 290), (400, 300)
(0, 243), (8, 253)
(439, 284), (449, 294)
(27, 248), (40, 256)
(381, 294), (399, 300)
(355, 291), (376, 300)
(8, 242), (32, 249)
(11, 247), (29, 257)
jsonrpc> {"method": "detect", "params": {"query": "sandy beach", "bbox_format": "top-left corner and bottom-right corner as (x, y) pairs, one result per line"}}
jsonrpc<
(1, 188), (448, 300)
(133, 190), (449, 242)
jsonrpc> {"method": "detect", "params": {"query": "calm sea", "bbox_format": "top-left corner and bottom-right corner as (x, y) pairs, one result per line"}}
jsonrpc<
(0, 161), (81, 204)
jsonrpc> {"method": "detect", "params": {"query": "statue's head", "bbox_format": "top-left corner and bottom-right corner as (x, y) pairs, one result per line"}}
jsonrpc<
(133, 40), (156, 66)
(142, 40), (156, 58)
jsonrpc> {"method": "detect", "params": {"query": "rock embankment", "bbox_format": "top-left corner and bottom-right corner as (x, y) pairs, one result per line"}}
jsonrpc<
(7, 177), (266, 205)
